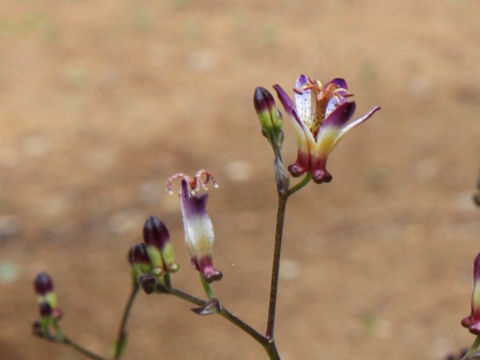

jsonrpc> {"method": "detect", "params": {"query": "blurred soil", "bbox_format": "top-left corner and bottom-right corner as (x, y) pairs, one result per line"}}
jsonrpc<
(1, 1), (480, 359)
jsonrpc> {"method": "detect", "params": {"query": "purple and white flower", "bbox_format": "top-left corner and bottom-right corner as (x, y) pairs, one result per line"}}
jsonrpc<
(168, 170), (222, 283)
(273, 74), (380, 183)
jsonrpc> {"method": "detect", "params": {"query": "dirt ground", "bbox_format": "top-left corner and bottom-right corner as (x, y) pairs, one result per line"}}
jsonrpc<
(1, 0), (480, 359)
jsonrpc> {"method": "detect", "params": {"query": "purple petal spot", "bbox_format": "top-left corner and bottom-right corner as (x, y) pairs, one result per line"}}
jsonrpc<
(321, 101), (356, 130)
(295, 74), (309, 89)
(34, 272), (54, 296)
(143, 216), (170, 251)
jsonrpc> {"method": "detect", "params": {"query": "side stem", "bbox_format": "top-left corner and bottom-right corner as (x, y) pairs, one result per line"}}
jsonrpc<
(113, 283), (140, 360)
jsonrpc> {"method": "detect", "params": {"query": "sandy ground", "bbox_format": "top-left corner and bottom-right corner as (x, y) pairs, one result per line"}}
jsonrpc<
(1, 0), (480, 359)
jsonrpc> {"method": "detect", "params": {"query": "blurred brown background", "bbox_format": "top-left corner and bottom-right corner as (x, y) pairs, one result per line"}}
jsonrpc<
(1, 0), (480, 359)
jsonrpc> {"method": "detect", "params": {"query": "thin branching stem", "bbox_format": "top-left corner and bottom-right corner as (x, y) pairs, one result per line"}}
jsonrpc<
(163, 286), (280, 359)
(35, 331), (108, 360)
(63, 336), (109, 360)
(265, 192), (288, 340)
(266, 173), (311, 340)
(113, 283), (140, 360)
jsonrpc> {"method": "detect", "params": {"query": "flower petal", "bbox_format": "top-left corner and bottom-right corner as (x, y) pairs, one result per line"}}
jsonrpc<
(294, 74), (315, 128)
(318, 102), (356, 140)
(332, 105), (381, 147)
(273, 84), (309, 133)
(325, 78), (348, 90)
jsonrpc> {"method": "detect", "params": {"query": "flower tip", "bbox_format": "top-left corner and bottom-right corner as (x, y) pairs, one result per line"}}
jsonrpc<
(288, 163), (308, 178)
(462, 316), (473, 328)
(311, 168), (332, 184)
(253, 86), (275, 113)
(204, 270), (223, 283)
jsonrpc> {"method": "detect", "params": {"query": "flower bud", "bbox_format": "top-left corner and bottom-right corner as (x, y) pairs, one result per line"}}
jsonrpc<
(254, 86), (284, 150)
(128, 243), (152, 279)
(33, 272), (57, 309)
(462, 253), (480, 334)
(143, 216), (178, 273)
(34, 272), (54, 296)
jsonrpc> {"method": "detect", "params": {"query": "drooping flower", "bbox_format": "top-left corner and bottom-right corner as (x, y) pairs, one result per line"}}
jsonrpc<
(167, 170), (222, 283)
(273, 74), (381, 184)
(462, 253), (480, 334)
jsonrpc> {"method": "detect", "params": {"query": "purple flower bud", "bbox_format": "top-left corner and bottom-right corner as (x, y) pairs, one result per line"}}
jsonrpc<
(128, 243), (150, 265)
(254, 87), (276, 114)
(462, 253), (480, 334)
(39, 302), (53, 317)
(34, 272), (54, 296)
(254, 87), (284, 149)
(143, 216), (170, 250)
(143, 217), (178, 272)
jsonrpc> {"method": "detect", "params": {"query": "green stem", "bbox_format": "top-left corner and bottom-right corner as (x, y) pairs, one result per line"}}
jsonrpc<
(287, 173), (311, 196)
(113, 284), (140, 360)
(462, 336), (480, 360)
(265, 193), (288, 339)
(199, 273), (215, 299)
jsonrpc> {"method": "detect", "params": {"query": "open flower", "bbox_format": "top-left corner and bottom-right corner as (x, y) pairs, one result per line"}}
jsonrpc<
(462, 253), (480, 334)
(168, 170), (222, 283)
(273, 74), (380, 183)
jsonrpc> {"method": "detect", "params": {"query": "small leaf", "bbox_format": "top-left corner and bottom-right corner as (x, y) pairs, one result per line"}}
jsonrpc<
(191, 298), (222, 315)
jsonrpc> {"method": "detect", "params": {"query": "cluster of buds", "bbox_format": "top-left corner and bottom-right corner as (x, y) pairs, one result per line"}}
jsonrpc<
(32, 272), (62, 336)
(128, 216), (179, 293)
(255, 74), (380, 184)
(126, 169), (222, 296)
